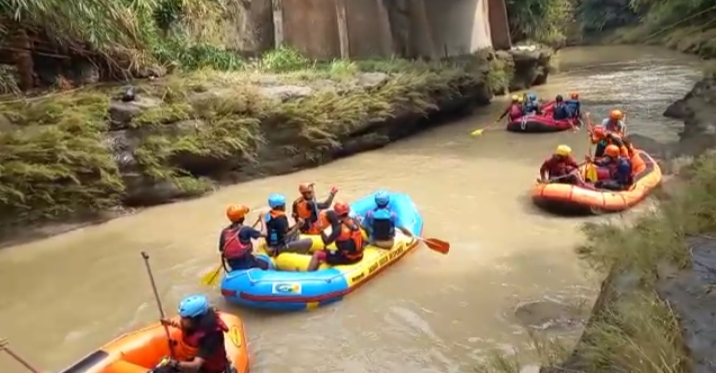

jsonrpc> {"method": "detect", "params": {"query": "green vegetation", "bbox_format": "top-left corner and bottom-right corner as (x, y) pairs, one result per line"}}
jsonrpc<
(0, 48), (493, 225)
(505, 0), (575, 46)
(506, 0), (716, 56)
(478, 153), (716, 372)
(0, 0), (243, 92)
(573, 0), (716, 57)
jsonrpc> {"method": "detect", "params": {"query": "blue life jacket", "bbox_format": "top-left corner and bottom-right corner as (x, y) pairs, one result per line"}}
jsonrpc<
(363, 207), (396, 241)
(614, 158), (633, 185)
(552, 103), (569, 120)
(523, 101), (539, 114)
(565, 99), (580, 117)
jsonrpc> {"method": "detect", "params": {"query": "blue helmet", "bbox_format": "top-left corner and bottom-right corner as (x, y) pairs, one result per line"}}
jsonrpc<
(528, 93), (537, 101)
(374, 191), (390, 207)
(178, 294), (209, 318)
(268, 193), (286, 208)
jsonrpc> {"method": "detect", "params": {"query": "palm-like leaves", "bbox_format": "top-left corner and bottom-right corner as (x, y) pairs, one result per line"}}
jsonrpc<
(0, 0), (154, 52)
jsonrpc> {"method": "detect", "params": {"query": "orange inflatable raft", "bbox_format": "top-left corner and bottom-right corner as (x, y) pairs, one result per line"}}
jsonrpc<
(532, 149), (662, 214)
(59, 312), (249, 373)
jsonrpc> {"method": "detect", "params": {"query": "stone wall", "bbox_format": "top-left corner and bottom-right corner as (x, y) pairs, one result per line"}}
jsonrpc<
(236, 0), (512, 59)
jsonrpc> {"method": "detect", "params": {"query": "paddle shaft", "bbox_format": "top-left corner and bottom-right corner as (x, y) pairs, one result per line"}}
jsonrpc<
(541, 162), (588, 183)
(0, 339), (43, 373)
(140, 252), (175, 358)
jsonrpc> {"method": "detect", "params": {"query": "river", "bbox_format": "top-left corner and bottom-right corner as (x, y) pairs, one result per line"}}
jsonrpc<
(0, 45), (704, 373)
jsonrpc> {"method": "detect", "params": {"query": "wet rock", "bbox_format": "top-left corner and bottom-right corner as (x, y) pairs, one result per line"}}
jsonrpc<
(627, 134), (670, 159)
(505, 45), (554, 91)
(514, 300), (584, 332)
(663, 78), (716, 124)
(108, 96), (162, 130)
(121, 172), (185, 206)
(655, 236), (716, 373)
(258, 85), (313, 101)
(662, 78), (716, 159)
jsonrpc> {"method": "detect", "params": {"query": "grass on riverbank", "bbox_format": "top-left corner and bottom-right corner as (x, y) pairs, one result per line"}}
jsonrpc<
(479, 153), (716, 372)
(0, 48), (492, 225)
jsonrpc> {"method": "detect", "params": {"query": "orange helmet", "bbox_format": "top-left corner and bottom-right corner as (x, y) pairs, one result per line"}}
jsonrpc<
(604, 145), (620, 158)
(570, 93), (578, 99)
(298, 183), (312, 193)
(609, 109), (623, 120)
(226, 204), (249, 222)
(592, 126), (606, 139)
(333, 201), (350, 216)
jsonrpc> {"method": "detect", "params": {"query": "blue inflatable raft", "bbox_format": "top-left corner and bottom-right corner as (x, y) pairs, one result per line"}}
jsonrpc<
(220, 192), (423, 311)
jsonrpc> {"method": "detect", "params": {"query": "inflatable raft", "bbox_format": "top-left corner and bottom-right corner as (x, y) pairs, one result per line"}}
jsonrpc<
(506, 113), (578, 133)
(59, 312), (249, 373)
(220, 192), (423, 311)
(532, 149), (662, 214)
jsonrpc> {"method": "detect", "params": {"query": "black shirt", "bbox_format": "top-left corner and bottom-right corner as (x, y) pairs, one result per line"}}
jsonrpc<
(196, 329), (224, 360)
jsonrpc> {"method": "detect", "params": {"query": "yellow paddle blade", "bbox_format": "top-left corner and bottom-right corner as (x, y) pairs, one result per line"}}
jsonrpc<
(200, 265), (224, 286)
(470, 128), (484, 136)
(585, 164), (598, 182)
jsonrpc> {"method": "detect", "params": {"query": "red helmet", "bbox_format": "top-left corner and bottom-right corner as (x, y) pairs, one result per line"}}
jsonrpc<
(592, 126), (606, 139)
(570, 93), (578, 99)
(333, 201), (350, 216)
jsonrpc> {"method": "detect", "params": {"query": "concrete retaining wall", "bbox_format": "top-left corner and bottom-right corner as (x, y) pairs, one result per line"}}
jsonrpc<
(239, 0), (512, 59)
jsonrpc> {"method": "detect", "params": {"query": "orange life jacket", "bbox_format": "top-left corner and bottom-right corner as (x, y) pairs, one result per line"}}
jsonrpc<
(335, 217), (364, 259)
(221, 226), (252, 259)
(293, 197), (322, 234)
(172, 312), (229, 373)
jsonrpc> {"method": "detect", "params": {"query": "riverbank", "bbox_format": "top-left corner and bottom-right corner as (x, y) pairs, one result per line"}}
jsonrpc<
(0, 47), (553, 247)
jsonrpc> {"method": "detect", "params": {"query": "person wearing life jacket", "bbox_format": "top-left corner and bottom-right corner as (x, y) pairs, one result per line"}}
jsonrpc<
(307, 201), (364, 271)
(539, 145), (581, 185)
(523, 93), (542, 115)
(263, 193), (314, 256)
(292, 183), (338, 235)
(219, 204), (267, 271)
(552, 95), (569, 120)
(590, 126), (629, 158)
(565, 93), (581, 119)
(498, 95), (524, 122)
(602, 109), (626, 135)
(361, 191), (413, 249)
(588, 145), (633, 191)
(159, 295), (232, 373)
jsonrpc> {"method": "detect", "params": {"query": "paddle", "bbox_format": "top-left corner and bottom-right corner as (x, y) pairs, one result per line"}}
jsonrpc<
(140, 252), (176, 358)
(415, 236), (450, 254)
(200, 217), (262, 287)
(470, 116), (504, 137)
(0, 338), (44, 373)
(537, 162), (594, 184)
(582, 113), (598, 182)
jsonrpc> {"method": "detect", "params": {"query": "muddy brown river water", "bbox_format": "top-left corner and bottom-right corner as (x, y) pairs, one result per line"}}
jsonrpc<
(0, 45), (705, 373)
